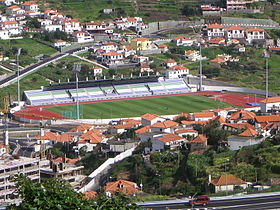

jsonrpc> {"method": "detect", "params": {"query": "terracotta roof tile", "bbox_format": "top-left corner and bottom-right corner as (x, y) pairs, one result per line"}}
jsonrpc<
(207, 23), (223, 29)
(105, 180), (141, 195)
(210, 174), (246, 186)
(194, 112), (214, 118)
(238, 128), (258, 137)
(157, 133), (183, 143)
(189, 134), (207, 143)
(255, 115), (280, 123)
(135, 125), (151, 134)
(141, 113), (159, 121)
(230, 110), (256, 120)
(260, 96), (280, 104)
(151, 120), (178, 128)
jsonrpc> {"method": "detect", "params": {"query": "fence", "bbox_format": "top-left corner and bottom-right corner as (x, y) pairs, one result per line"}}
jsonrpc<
(78, 147), (137, 192)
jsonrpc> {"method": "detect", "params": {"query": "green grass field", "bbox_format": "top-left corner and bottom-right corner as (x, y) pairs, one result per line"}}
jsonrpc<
(46, 95), (231, 119)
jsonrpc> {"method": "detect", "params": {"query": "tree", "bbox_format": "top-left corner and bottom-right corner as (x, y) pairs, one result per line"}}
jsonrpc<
(8, 175), (92, 210)
(8, 175), (140, 210)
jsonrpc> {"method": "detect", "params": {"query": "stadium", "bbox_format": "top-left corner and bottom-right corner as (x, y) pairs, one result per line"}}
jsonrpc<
(12, 76), (263, 122)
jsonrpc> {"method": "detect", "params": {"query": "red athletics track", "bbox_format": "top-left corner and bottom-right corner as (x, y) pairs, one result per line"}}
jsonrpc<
(14, 91), (264, 120)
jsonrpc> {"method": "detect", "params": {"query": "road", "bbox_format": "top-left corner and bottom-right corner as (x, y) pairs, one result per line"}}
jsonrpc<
(138, 194), (280, 209)
(0, 44), (96, 88)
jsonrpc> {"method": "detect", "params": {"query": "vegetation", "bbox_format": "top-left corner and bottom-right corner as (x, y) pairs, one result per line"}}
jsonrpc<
(47, 95), (231, 119)
(8, 175), (139, 210)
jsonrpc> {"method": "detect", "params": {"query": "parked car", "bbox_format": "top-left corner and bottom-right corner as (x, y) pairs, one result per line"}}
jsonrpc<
(188, 196), (210, 206)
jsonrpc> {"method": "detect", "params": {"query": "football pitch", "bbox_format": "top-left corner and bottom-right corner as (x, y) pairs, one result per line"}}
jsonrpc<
(46, 95), (231, 119)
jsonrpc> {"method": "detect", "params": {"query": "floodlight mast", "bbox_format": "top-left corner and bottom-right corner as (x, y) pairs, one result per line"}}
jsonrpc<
(73, 63), (81, 120)
(17, 48), (22, 105)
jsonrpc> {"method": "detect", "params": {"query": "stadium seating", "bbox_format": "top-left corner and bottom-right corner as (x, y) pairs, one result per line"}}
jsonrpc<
(24, 79), (191, 106)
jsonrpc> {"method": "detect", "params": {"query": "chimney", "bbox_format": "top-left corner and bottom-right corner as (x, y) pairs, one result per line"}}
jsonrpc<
(208, 174), (212, 183)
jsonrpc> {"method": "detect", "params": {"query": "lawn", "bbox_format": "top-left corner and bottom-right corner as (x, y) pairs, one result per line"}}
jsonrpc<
(47, 94), (231, 119)
(0, 38), (57, 66)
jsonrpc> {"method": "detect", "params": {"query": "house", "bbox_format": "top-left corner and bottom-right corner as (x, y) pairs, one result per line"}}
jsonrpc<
(209, 37), (226, 46)
(227, 0), (248, 10)
(63, 19), (82, 34)
(2, 21), (20, 35)
(201, 4), (221, 16)
(173, 36), (193, 46)
(107, 138), (139, 153)
(227, 128), (262, 150)
(150, 120), (178, 133)
(69, 124), (94, 133)
(165, 59), (177, 68)
(255, 115), (280, 129)
(101, 42), (118, 52)
(101, 51), (124, 65)
(104, 180), (141, 197)
(188, 134), (208, 152)
(109, 122), (140, 134)
(131, 55), (149, 63)
(222, 122), (255, 133)
(226, 26), (245, 39)
(52, 40), (69, 48)
(260, 96), (280, 113)
(175, 128), (198, 138)
(44, 24), (63, 32)
(73, 31), (93, 43)
(207, 24), (224, 39)
(185, 50), (202, 61)
(0, 30), (10, 40)
(6, 5), (25, 15)
(164, 65), (189, 79)
(141, 113), (165, 126)
(158, 44), (168, 53)
(193, 112), (214, 121)
(152, 133), (186, 151)
(21, 1), (39, 12)
(0, 0), (16, 6)
(140, 63), (153, 73)
(246, 28), (265, 44)
(77, 129), (106, 152)
(229, 110), (256, 123)
(131, 37), (151, 51)
(209, 174), (247, 193)
(92, 66), (103, 76)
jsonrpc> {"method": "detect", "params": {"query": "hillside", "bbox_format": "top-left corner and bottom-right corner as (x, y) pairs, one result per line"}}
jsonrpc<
(38, 0), (201, 22)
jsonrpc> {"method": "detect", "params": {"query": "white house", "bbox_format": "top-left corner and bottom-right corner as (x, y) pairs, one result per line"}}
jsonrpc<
(173, 36), (193, 46)
(150, 120), (178, 133)
(175, 128), (198, 138)
(207, 24), (224, 39)
(164, 65), (189, 79)
(0, 0), (16, 6)
(53, 40), (70, 48)
(141, 113), (165, 126)
(246, 28), (265, 44)
(226, 26), (245, 39)
(92, 66), (103, 76)
(101, 42), (118, 52)
(101, 51), (124, 65)
(260, 96), (280, 113)
(165, 59), (177, 68)
(44, 24), (63, 32)
(185, 50), (203, 61)
(73, 31), (93, 43)
(0, 30), (10, 40)
(152, 133), (186, 151)
(209, 174), (248, 193)
(21, 1), (39, 12)
(63, 19), (82, 34)
(2, 21), (20, 35)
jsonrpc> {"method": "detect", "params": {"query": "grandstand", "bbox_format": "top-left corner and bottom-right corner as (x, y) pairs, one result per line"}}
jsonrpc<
(23, 77), (193, 106)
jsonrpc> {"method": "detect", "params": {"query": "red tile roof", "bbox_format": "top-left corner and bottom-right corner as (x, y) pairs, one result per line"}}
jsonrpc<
(131, 37), (149, 42)
(207, 23), (223, 29)
(157, 133), (183, 143)
(230, 110), (256, 120)
(238, 128), (258, 137)
(209, 37), (226, 44)
(223, 123), (255, 130)
(181, 120), (209, 125)
(175, 129), (197, 134)
(22, 1), (37, 6)
(141, 113), (159, 121)
(135, 125), (151, 134)
(246, 28), (265, 32)
(170, 65), (189, 71)
(105, 180), (141, 195)
(102, 51), (123, 56)
(83, 191), (97, 200)
(210, 174), (246, 186)
(227, 26), (245, 30)
(189, 134), (207, 144)
(173, 36), (191, 40)
(255, 115), (280, 123)
(53, 157), (79, 164)
(194, 112), (214, 118)
(151, 120), (178, 128)
(69, 124), (93, 132)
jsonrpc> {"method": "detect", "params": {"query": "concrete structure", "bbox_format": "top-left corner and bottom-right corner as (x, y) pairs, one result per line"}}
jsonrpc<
(0, 156), (40, 201)
(209, 174), (247, 193)
(260, 97), (280, 113)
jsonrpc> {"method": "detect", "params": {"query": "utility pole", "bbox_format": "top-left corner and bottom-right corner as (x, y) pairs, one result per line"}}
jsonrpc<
(199, 43), (203, 91)
(73, 63), (81, 120)
(17, 48), (22, 105)
(264, 50), (270, 98)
